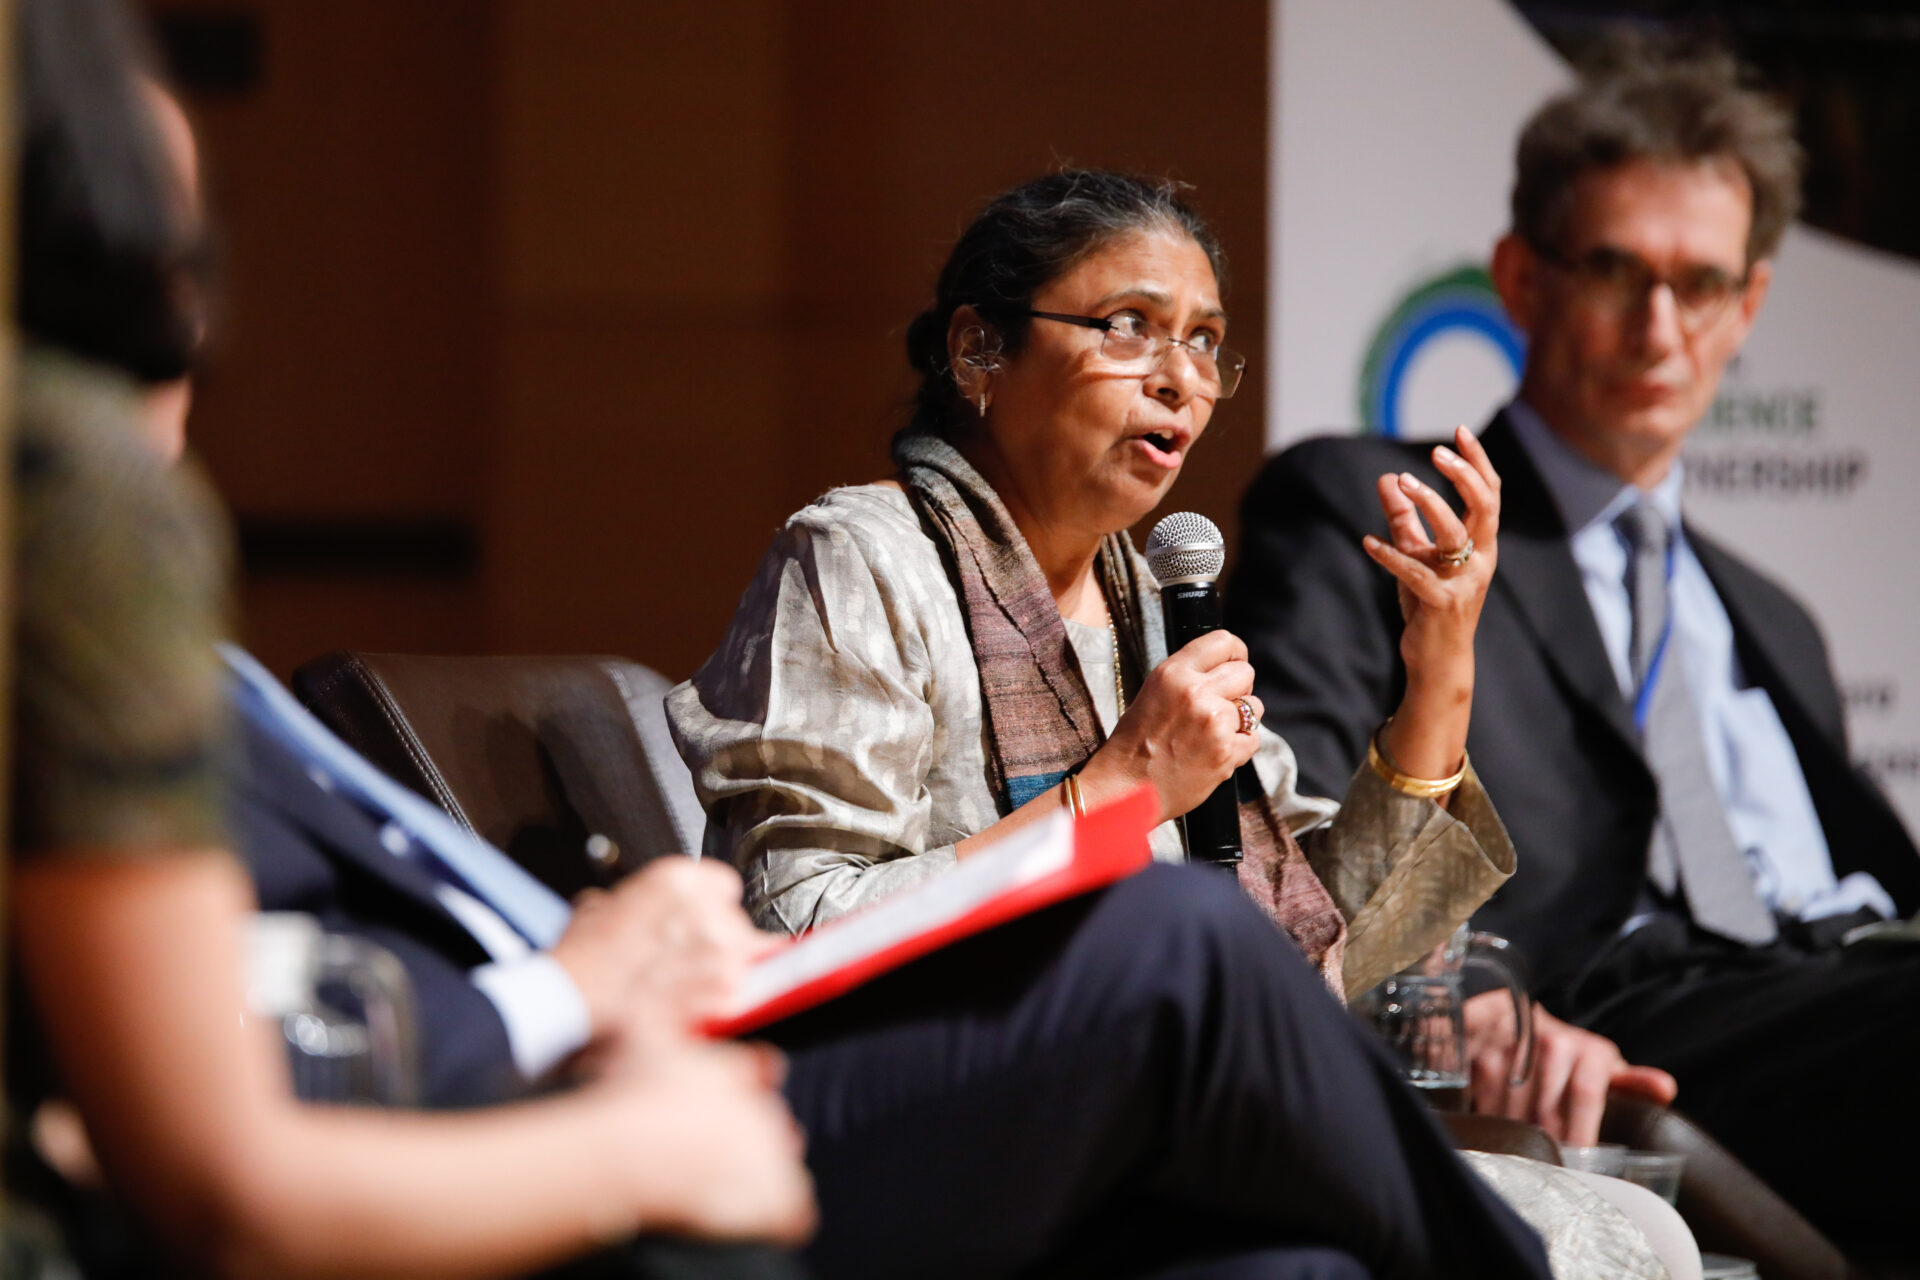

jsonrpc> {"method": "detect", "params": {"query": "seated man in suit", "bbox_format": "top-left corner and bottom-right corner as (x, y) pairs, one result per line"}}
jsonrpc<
(1227, 41), (1920, 1260)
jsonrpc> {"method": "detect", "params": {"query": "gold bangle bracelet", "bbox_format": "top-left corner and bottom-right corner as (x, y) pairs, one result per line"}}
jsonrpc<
(1367, 723), (1467, 799)
(1062, 772), (1087, 818)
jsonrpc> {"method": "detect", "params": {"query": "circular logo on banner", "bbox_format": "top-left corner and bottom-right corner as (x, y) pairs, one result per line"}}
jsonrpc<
(1359, 266), (1525, 438)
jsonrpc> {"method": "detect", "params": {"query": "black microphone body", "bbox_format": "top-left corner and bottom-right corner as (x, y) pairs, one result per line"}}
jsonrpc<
(1145, 513), (1244, 869)
(1159, 580), (1244, 867)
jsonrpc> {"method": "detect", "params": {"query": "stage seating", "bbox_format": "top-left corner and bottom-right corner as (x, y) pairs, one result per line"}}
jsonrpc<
(294, 650), (1865, 1280)
(294, 651), (704, 899)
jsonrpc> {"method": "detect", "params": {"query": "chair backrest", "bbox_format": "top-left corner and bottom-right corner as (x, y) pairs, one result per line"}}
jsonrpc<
(1601, 1092), (1854, 1280)
(292, 652), (705, 898)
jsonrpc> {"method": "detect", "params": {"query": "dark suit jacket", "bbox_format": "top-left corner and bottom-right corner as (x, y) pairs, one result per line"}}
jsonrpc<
(230, 701), (525, 1107)
(1225, 412), (1920, 1006)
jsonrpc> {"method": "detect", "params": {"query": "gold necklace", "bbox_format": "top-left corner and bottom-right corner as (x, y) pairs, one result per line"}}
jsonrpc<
(1109, 609), (1127, 718)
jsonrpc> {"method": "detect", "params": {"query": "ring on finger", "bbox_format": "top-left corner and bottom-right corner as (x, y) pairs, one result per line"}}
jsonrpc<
(1437, 537), (1475, 567)
(1233, 696), (1257, 735)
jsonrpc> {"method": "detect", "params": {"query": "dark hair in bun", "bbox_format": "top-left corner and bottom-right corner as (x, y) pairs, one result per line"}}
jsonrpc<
(904, 170), (1225, 437)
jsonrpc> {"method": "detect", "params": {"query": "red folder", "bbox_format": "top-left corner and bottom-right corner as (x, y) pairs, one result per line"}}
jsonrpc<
(702, 783), (1158, 1038)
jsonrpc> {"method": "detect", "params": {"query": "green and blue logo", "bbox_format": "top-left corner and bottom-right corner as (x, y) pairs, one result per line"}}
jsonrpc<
(1358, 265), (1525, 437)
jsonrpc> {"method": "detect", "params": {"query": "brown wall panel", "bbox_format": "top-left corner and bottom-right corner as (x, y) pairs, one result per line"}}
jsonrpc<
(487, 0), (1270, 675)
(485, 320), (789, 677)
(156, 0), (492, 520)
(156, 1), (1269, 680)
(486, 1), (796, 675)
(496, 0), (787, 313)
(237, 577), (484, 674)
(146, 0), (495, 676)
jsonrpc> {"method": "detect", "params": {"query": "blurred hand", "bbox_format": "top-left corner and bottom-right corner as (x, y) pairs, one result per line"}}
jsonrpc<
(550, 857), (782, 1040)
(1084, 628), (1262, 823)
(1465, 991), (1678, 1146)
(608, 1036), (815, 1245)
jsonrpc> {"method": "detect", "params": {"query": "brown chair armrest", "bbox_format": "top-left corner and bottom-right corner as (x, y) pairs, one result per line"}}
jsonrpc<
(1438, 1112), (1565, 1165)
(1601, 1091), (1851, 1280)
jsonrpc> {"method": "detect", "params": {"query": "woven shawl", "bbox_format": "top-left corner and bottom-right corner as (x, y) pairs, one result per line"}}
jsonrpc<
(894, 428), (1348, 989)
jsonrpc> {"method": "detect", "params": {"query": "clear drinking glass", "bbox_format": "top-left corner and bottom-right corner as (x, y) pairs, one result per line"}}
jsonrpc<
(1558, 1142), (1629, 1177)
(1619, 1151), (1687, 1205)
(248, 913), (420, 1106)
(1355, 926), (1533, 1108)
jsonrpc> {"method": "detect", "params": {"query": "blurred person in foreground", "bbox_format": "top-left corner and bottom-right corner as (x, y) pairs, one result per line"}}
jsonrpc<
(669, 170), (1693, 1278)
(1227, 38), (1917, 1258)
(4, 1), (812, 1275)
(95, 54), (1569, 1280)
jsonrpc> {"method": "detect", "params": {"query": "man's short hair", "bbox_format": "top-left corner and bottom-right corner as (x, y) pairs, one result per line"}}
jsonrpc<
(1511, 37), (1804, 267)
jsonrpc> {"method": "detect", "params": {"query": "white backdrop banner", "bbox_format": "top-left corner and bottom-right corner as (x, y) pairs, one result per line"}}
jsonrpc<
(1268, 0), (1920, 835)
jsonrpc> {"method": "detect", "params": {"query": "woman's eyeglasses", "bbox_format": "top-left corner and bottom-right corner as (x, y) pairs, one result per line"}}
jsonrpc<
(1528, 240), (1750, 335)
(1021, 310), (1246, 399)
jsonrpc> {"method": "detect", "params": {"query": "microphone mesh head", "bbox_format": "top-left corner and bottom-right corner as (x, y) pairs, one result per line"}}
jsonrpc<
(1145, 511), (1225, 585)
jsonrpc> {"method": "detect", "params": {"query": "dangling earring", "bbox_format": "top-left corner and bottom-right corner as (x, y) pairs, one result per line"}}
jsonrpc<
(956, 324), (1001, 420)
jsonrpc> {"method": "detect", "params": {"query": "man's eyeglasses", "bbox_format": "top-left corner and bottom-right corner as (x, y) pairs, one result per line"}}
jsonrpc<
(1021, 310), (1246, 399)
(1528, 240), (1750, 335)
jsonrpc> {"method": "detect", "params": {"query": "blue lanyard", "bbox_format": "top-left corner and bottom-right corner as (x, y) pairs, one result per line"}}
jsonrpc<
(1631, 539), (1679, 734)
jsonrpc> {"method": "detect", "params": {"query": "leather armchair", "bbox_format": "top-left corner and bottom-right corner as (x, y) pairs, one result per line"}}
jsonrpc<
(293, 651), (705, 898)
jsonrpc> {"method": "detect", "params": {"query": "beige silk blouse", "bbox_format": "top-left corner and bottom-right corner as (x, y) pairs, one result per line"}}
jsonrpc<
(670, 483), (1515, 978)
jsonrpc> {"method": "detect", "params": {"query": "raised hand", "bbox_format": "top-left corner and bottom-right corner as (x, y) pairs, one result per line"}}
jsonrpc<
(1364, 424), (1503, 783)
(1364, 424), (1501, 680)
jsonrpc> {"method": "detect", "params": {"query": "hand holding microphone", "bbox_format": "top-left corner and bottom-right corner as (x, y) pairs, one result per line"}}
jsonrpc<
(1079, 513), (1251, 865)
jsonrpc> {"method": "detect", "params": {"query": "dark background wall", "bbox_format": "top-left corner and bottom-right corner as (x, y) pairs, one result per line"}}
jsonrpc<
(147, 0), (1272, 681)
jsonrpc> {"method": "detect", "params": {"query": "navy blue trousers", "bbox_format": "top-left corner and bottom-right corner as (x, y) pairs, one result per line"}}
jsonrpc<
(767, 865), (1552, 1280)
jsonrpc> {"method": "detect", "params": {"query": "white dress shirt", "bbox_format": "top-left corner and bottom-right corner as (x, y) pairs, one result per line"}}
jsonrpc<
(1505, 402), (1892, 923)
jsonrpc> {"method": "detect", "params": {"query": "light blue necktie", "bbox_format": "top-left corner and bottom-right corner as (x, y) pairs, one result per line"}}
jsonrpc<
(1615, 506), (1776, 945)
(222, 645), (572, 950)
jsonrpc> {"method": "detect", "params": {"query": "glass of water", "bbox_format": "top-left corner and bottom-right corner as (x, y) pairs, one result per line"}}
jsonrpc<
(249, 913), (419, 1106)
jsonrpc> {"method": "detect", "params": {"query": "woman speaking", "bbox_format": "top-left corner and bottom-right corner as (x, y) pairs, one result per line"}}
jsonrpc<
(671, 171), (1512, 998)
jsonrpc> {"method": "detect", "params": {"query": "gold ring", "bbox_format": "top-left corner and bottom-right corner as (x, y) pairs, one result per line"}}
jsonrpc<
(1438, 537), (1475, 567)
(1234, 697), (1257, 735)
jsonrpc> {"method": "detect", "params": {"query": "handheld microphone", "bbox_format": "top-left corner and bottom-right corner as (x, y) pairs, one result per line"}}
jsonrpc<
(1144, 512), (1244, 868)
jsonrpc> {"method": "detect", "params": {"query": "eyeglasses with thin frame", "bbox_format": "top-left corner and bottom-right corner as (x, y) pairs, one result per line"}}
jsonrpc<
(1021, 309), (1246, 399)
(1527, 239), (1750, 335)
